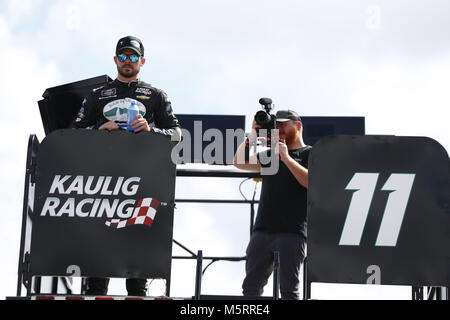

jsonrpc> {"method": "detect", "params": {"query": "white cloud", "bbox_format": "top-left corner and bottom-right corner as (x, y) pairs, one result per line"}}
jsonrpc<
(341, 54), (450, 150)
(0, 15), (61, 299)
(2, 0), (42, 26)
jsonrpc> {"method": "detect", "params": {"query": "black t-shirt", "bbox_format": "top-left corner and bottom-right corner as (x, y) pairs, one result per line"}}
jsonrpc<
(254, 146), (312, 237)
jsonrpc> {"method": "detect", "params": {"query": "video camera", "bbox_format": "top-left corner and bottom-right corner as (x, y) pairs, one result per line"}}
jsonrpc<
(255, 97), (276, 132)
(244, 98), (278, 163)
(254, 97), (277, 148)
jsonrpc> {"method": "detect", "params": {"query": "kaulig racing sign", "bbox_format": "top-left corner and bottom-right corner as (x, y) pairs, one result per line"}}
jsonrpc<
(29, 130), (176, 280)
(40, 175), (166, 229)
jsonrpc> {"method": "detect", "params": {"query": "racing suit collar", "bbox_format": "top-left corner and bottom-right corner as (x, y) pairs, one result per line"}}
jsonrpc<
(114, 78), (141, 87)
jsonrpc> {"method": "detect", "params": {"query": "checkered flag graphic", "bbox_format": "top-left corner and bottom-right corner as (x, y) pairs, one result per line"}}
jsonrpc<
(105, 198), (161, 229)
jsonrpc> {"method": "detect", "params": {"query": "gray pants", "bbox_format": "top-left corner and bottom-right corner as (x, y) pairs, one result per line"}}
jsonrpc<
(242, 231), (306, 300)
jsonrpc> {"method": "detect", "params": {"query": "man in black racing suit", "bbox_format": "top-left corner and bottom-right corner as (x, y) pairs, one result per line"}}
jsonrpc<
(72, 35), (181, 297)
(72, 35), (180, 138)
(72, 77), (180, 135)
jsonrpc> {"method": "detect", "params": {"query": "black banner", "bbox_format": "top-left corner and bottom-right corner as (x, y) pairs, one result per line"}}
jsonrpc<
(29, 129), (177, 280)
(307, 135), (450, 286)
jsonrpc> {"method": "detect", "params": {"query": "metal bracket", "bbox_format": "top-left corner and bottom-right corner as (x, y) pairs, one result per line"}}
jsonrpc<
(22, 252), (31, 290)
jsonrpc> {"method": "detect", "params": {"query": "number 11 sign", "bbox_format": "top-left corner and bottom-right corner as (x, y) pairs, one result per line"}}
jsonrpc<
(307, 135), (449, 287)
(340, 172), (416, 247)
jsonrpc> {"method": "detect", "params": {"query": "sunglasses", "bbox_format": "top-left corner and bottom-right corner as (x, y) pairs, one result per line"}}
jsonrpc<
(117, 53), (140, 63)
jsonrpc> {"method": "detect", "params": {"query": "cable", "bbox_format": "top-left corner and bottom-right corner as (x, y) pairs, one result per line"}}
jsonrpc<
(146, 279), (167, 296)
(252, 179), (259, 202)
(238, 177), (260, 210)
(238, 178), (252, 201)
(202, 259), (219, 276)
(240, 177), (260, 202)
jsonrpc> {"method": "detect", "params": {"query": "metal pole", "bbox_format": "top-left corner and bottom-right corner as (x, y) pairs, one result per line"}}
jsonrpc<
(273, 251), (280, 300)
(51, 277), (59, 295)
(81, 278), (87, 295)
(303, 257), (311, 300)
(165, 277), (171, 297)
(17, 174), (30, 297)
(250, 201), (255, 237)
(34, 276), (41, 295)
(194, 250), (203, 300)
(412, 286), (424, 300)
(17, 135), (38, 297)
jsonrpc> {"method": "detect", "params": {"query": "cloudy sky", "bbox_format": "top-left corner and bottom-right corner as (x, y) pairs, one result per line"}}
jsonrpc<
(0, 0), (449, 299)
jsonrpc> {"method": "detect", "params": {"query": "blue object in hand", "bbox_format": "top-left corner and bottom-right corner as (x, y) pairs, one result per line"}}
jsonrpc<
(127, 100), (140, 132)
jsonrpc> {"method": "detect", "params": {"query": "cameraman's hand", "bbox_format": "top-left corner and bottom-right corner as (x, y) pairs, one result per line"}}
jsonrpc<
(248, 119), (261, 140)
(272, 129), (288, 162)
(277, 139), (290, 163)
(252, 119), (261, 131)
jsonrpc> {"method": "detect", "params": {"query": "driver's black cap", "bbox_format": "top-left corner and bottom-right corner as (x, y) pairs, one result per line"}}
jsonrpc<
(116, 36), (144, 57)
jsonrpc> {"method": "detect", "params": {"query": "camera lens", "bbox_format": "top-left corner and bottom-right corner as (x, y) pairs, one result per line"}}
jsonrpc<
(255, 110), (271, 125)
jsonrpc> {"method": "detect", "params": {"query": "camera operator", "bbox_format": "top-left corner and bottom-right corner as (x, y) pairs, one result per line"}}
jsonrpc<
(234, 109), (311, 300)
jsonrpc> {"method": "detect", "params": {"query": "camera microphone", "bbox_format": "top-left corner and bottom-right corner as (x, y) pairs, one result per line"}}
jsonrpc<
(259, 97), (273, 106)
